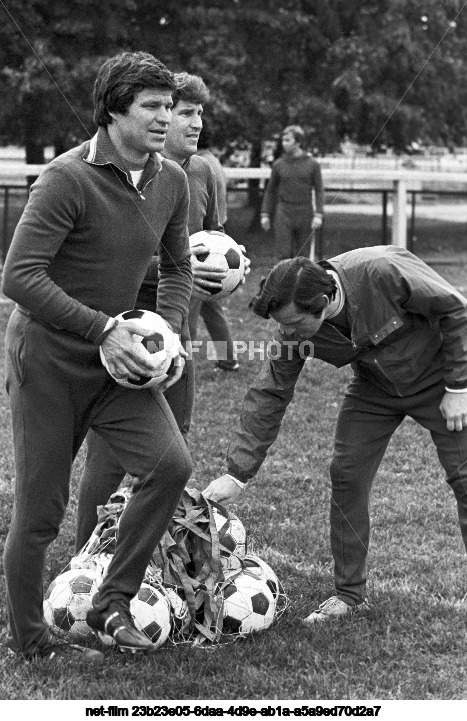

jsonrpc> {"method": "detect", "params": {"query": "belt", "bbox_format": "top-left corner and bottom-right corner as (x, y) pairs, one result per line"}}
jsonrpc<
(278, 199), (312, 206)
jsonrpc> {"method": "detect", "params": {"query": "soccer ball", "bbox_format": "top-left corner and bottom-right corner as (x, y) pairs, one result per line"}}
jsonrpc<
(221, 572), (276, 635)
(212, 505), (247, 572)
(99, 309), (179, 390)
(98, 583), (171, 649)
(242, 555), (281, 600)
(43, 568), (99, 640)
(189, 231), (245, 300)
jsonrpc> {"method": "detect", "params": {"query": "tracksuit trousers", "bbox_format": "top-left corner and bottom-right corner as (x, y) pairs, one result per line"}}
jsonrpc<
(4, 308), (192, 656)
(331, 375), (467, 604)
(273, 201), (314, 260)
(188, 296), (237, 367)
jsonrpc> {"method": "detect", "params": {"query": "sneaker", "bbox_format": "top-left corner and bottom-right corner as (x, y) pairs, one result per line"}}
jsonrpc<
(86, 597), (157, 654)
(215, 361), (239, 372)
(7, 635), (105, 665)
(302, 595), (370, 625)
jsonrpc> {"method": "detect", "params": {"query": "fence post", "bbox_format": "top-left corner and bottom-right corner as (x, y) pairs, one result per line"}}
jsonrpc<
(408, 191), (417, 253)
(391, 179), (407, 248)
(382, 191), (388, 244)
(1, 186), (9, 263)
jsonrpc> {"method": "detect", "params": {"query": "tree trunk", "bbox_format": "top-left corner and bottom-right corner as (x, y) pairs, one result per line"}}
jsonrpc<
(23, 98), (46, 187)
(247, 137), (263, 233)
(54, 134), (69, 158)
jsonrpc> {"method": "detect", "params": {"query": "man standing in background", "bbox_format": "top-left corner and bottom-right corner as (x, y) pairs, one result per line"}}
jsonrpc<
(261, 124), (324, 262)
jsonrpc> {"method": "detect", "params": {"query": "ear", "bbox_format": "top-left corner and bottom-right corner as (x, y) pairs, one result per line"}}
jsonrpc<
(313, 295), (330, 318)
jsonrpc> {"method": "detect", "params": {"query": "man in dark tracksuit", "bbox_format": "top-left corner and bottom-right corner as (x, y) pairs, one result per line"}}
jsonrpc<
(75, 72), (224, 553)
(261, 125), (324, 262)
(2, 52), (193, 662)
(203, 246), (467, 623)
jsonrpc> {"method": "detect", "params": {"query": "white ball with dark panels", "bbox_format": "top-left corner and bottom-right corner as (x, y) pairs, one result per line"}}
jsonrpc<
(189, 230), (245, 300)
(43, 567), (100, 641)
(97, 583), (171, 649)
(99, 309), (179, 390)
(221, 571), (276, 635)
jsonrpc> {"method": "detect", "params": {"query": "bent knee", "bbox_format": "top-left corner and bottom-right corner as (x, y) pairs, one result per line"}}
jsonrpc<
(139, 443), (192, 489)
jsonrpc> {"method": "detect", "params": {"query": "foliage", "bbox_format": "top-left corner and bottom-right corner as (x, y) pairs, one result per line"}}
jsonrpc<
(0, 0), (134, 160)
(1, 1), (467, 160)
(328, 0), (467, 151)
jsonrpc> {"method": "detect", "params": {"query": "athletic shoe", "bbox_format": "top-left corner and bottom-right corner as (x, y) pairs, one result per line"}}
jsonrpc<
(215, 361), (239, 371)
(302, 595), (370, 625)
(86, 597), (156, 654)
(6, 635), (105, 664)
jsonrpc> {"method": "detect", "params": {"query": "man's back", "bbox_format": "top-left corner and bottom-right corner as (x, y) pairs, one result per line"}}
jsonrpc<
(197, 148), (228, 224)
(185, 154), (222, 232)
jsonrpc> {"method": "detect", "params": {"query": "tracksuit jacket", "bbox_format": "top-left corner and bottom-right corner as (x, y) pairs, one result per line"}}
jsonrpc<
(2, 126), (193, 339)
(227, 246), (467, 482)
(261, 153), (325, 216)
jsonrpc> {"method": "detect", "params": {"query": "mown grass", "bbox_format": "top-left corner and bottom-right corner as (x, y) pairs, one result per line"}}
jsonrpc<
(0, 200), (467, 700)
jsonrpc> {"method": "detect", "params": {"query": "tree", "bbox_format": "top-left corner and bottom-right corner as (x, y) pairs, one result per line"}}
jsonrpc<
(2, 0), (467, 171)
(0, 0), (134, 165)
(328, 0), (467, 151)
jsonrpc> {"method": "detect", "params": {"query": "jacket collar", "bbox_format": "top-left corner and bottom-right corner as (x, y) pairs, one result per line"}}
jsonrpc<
(83, 126), (162, 184)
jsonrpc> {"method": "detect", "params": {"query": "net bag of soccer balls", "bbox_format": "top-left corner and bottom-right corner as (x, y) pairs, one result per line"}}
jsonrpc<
(155, 488), (285, 643)
(43, 487), (284, 648)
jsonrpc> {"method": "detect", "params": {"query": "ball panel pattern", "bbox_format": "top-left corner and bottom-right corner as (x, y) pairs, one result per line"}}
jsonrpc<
(99, 310), (179, 390)
(189, 231), (245, 300)
(221, 572), (276, 635)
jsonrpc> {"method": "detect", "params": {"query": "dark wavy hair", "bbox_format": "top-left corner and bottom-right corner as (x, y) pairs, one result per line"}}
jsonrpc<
(93, 51), (176, 127)
(172, 72), (210, 108)
(282, 125), (305, 146)
(249, 257), (337, 319)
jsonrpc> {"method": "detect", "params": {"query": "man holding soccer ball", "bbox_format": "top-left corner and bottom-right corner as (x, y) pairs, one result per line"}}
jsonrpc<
(2, 52), (193, 662)
(75, 71), (233, 553)
(204, 249), (467, 623)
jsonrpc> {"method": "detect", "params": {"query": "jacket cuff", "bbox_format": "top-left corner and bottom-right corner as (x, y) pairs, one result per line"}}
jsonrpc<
(85, 311), (112, 344)
(93, 318), (119, 346)
(227, 463), (250, 484)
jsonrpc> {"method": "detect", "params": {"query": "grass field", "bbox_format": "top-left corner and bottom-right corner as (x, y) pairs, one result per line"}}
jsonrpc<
(0, 201), (467, 701)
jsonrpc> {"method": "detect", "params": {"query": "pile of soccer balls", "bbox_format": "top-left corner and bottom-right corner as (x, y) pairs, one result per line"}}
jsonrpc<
(43, 488), (284, 650)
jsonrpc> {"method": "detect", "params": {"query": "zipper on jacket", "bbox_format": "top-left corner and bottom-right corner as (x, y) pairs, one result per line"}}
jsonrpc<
(140, 172), (159, 198)
(373, 357), (403, 397)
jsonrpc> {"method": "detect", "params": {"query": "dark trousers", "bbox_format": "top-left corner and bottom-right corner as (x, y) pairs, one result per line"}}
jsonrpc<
(4, 309), (192, 656)
(331, 375), (467, 604)
(273, 202), (314, 260)
(188, 296), (236, 366)
(76, 312), (194, 553)
(75, 359), (194, 553)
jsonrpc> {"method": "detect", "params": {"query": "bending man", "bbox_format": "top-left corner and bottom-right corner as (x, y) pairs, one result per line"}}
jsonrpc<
(204, 247), (467, 623)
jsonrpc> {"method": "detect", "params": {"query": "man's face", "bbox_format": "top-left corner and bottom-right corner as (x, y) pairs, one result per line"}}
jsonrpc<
(109, 88), (173, 159)
(281, 131), (299, 154)
(270, 302), (328, 340)
(164, 101), (203, 160)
